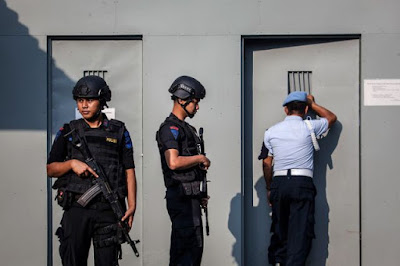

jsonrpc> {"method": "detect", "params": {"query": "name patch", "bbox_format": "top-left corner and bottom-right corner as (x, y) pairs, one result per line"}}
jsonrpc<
(106, 137), (118, 144)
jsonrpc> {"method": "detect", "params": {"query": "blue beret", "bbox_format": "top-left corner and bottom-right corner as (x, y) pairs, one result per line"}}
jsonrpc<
(282, 91), (307, 106)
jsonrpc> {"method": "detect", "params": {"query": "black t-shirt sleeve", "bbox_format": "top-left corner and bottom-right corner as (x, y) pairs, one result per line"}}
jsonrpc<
(258, 141), (270, 160)
(122, 128), (135, 169)
(47, 126), (69, 164)
(158, 123), (180, 153)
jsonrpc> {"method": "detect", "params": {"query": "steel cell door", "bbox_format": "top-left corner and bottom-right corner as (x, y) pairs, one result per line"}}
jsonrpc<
(243, 38), (360, 266)
(49, 38), (142, 266)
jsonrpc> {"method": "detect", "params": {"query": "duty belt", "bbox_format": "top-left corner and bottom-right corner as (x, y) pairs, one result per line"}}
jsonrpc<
(273, 169), (313, 178)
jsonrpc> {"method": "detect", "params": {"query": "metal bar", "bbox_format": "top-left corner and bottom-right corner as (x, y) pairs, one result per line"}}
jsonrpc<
(287, 71), (313, 93)
(47, 37), (54, 266)
(299, 71), (303, 91)
(298, 71), (301, 91)
(293, 72), (296, 91)
(47, 35), (143, 41)
(306, 72), (309, 93)
(240, 36), (246, 266)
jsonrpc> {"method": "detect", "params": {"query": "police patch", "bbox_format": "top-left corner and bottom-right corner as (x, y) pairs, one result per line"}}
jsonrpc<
(106, 137), (118, 144)
(124, 131), (133, 149)
(54, 127), (63, 141)
(170, 126), (179, 140)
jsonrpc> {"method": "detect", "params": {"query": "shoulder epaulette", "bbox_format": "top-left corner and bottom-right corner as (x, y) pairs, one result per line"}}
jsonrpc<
(69, 119), (85, 129)
(109, 119), (125, 127)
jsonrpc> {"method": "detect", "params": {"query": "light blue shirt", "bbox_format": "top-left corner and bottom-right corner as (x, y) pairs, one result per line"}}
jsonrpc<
(264, 116), (329, 171)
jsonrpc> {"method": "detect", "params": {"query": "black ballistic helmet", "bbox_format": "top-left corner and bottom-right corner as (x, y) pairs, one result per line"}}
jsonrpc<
(72, 76), (111, 106)
(168, 76), (206, 100)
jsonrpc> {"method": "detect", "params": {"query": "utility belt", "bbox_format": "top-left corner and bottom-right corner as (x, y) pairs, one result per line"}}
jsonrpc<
(166, 181), (202, 199)
(273, 169), (313, 178)
(165, 168), (204, 198)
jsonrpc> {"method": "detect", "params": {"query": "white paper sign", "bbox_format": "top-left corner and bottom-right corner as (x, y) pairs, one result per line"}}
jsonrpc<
(364, 79), (400, 106)
(102, 108), (116, 119)
(75, 107), (116, 119)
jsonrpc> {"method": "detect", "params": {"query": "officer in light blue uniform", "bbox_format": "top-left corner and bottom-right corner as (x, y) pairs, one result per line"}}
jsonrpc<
(263, 91), (337, 266)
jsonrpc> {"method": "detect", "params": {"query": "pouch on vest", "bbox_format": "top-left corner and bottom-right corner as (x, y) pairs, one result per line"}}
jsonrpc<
(171, 170), (197, 183)
(181, 181), (201, 197)
(55, 188), (73, 210)
(52, 175), (70, 190)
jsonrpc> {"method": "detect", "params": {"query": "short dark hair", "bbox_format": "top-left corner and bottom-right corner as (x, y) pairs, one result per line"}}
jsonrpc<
(286, 101), (307, 115)
(171, 95), (189, 101)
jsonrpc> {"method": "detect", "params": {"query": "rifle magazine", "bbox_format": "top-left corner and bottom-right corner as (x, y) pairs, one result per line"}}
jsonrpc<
(77, 184), (102, 207)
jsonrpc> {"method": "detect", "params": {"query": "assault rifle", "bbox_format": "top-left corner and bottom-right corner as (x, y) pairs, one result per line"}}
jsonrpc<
(198, 127), (210, 236)
(69, 129), (140, 257)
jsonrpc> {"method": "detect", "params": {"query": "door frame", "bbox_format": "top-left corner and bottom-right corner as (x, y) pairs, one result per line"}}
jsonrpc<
(240, 34), (361, 266)
(46, 35), (142, 266)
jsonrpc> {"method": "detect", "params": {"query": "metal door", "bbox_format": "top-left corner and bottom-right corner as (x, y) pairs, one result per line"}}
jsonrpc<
(243, 37), (360, 266)
(48, 38), (142, 266)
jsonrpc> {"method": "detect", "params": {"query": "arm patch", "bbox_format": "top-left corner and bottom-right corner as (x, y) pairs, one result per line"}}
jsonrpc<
(170, 126), (179, 140)
(124, 131), (133, 149)
(54, 127), (63, 142)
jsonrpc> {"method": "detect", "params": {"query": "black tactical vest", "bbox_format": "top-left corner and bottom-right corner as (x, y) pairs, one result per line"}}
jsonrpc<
(53, 118), (127, 198)
(156, 115), (203, 196)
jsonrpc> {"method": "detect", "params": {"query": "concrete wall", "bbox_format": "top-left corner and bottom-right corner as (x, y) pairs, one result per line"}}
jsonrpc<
(1, 0), (399, 265)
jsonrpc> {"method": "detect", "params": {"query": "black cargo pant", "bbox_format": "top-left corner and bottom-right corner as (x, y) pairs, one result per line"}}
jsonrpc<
(268, 175), (316, 266)
(166, 191), (204, 266)
(56, 202), (121, 266)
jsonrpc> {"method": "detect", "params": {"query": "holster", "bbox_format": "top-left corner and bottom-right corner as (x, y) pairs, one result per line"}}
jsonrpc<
(55, 188), (73, 210)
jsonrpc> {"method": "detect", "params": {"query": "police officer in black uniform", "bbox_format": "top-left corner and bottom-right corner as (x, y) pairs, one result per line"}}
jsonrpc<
(47, 76), (137, 266)
(156, 76), (211, 266)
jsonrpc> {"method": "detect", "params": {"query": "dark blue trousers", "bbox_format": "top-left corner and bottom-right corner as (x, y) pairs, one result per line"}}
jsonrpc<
(268, 175), (316, 266)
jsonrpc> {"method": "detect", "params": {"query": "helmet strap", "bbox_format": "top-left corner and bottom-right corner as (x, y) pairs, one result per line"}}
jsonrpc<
(85, 108), (102, 123)
(179, 98), (195, 118)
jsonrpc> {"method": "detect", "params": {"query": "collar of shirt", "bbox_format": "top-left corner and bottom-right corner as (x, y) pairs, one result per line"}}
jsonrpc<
(80, 113), (109, 129)
(169, 113), (188, 127)
(169, 112), (179, 120)
(102, 115), (109, 128)
(284, 115), (303, 121)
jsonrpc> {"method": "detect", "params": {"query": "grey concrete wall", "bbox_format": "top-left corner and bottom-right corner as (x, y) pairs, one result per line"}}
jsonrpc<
(361, 33), (400, 265)
(1, 0), (399, 265)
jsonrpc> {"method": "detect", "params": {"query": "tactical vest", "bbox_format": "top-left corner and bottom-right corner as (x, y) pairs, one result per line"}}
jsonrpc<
(156, 115), (204, 196)
(53, 118), (127, 198)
